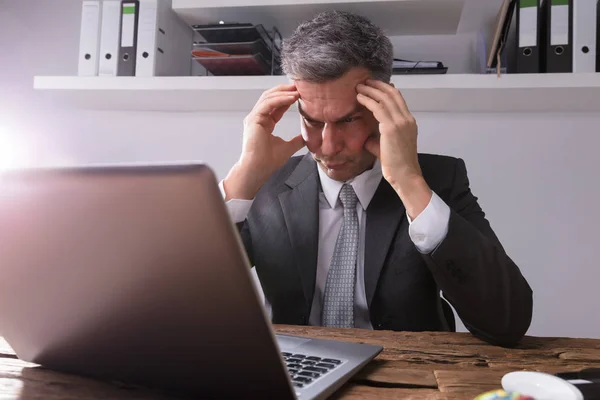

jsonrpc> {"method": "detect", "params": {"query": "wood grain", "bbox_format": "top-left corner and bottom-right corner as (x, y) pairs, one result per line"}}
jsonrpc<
(0, 326), (598, 399)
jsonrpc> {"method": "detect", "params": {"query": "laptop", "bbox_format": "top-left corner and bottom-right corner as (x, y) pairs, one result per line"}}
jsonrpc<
(0, 163), (382, 399)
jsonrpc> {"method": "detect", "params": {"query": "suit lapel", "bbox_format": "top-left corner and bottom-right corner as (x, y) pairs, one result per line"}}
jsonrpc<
(365, 179), (406, 307)
(278, 154), (319, 310)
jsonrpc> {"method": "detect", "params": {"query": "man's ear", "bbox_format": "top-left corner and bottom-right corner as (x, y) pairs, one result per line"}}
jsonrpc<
(390, 82), (395, 88)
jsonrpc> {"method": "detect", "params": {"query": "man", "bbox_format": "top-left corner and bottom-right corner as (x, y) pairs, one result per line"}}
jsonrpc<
(220, 10), (533, 346)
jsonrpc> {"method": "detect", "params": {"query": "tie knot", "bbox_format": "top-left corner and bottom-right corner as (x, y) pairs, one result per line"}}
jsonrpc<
(339, 184), (358, 209)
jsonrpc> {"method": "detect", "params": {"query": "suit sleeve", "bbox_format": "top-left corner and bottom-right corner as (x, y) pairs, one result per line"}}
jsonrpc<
(236, 221), (255, 268)
(218, 180), (256, 267)
(421, 158), (533, 346)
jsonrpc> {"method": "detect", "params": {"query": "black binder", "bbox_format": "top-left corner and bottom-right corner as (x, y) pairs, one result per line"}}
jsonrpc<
(118, 0), (140, 76)
(516, 0), (541, 73)
(541, 0), (573, 73)
(597, 0), (600, 72)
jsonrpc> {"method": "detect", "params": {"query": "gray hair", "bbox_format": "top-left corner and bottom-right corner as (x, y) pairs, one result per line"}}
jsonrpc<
(281, 10), (393, 83)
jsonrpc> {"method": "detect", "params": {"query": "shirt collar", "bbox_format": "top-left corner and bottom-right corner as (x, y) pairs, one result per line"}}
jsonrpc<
(316, 159), (383, 210)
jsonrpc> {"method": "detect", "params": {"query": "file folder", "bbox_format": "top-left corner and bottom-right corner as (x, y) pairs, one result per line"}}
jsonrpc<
(542, 0), (573, 72)
(597, 0), (600, 72)
(516, 0), (541, 73)
(118, 0), (140, 76)
(135, 0), (193, 77)
(573, 0), (597, 72)
(98, 0), (121, 76)
(77, 1), (102, 76)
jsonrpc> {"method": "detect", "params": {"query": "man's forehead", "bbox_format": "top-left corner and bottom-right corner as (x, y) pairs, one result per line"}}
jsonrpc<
(294, 67), (371, 91)
(295, 78), (364, 98)
(294, 71), (370, 120)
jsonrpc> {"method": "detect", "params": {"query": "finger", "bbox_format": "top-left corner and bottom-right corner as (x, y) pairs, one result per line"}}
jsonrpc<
(260, 83), (298, 101)
(367, 79), (411, 117)
(271, 97), (298, 123)
(253, 84), (297, 111)
(255, 94), (299, 118)
(356, 92), (393, 124)
(364, 135), (381, 158)
(257, 91), (299, 112)
(270, 83), (297, 92)
(356, 82), (403, 118)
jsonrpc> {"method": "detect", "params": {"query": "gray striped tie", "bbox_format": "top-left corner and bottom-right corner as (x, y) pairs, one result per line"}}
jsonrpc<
(322, 184), (359, 328)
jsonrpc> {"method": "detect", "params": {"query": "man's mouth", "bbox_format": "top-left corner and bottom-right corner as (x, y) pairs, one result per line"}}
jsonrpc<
(322, 161), (347, 170)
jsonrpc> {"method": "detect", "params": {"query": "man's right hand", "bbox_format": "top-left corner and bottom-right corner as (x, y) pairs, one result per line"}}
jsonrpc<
(223, 84), (305, 201)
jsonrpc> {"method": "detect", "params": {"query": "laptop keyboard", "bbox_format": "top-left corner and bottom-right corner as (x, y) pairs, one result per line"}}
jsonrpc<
(281, 352), (344, 388)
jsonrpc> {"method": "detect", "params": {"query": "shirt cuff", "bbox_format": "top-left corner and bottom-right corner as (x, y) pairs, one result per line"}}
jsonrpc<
(407, 191), (450, 254)
(218, 180), (254, 224)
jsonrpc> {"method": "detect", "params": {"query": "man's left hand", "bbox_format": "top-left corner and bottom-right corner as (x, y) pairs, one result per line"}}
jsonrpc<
(356, 79), (432, 219)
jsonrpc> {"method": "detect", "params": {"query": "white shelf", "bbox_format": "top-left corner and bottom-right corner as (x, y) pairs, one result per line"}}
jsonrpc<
(172, 0), (467, 37)
(33, 73), (600, 113)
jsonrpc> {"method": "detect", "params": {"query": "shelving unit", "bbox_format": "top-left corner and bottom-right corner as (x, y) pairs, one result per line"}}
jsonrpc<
(172, 0), (467, 36)
(32, 0), (600, 114)
(32, 73), (600, 113)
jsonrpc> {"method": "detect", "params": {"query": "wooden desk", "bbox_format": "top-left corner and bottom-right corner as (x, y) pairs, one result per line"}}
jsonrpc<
(1, 325), (599, 399)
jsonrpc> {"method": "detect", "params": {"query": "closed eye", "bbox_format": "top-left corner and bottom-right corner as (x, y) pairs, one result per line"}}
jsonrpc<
(304, 118), (324, 127)
(303, 116), (359, 127)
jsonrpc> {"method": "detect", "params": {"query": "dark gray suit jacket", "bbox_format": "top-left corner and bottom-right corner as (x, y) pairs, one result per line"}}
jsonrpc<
(237, 153), (533, 346)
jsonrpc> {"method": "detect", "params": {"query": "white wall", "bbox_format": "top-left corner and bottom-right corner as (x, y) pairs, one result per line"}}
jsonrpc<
(1, 0), (599, 339)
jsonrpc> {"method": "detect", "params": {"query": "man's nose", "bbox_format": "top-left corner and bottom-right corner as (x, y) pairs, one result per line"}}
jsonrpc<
(320, 124), (343, 157)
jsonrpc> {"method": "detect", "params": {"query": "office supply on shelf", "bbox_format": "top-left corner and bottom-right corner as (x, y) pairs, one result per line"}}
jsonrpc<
(192, 23), (272, 44)
(77, 0), (102, 76)
(192, 53), (273, 76)
(597, 0), (600, 72)
(195, 23), (253, 30)
(191, 23), (282, 76)
(517, 0), (541, 73)
(193, 39), (274, 67)
(391, 59), (447, 74)
(118, 0), (140, 76)
(98, 0), (121, 77)
(541, 0), (573, 72)
(487, 0), (517, 71)
(135, 0), (193, 77)
(190, 48), (228, 57)
(573, 0), (598, 72)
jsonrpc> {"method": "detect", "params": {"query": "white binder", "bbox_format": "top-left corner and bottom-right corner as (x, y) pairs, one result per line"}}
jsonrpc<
(573, 0), (598, 72)
(135, 0), (192, 77)
(98, 0), (122, 76)
(77, 1), (102, 76)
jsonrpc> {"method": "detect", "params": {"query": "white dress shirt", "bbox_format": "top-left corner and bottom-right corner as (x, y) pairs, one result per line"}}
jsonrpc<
(219, 159), (451, 328)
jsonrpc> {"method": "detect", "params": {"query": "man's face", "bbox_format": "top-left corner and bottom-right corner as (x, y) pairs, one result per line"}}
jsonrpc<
(295, 67), (379, 182)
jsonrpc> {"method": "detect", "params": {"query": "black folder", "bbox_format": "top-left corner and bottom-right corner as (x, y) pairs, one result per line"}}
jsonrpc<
(118, 0), (140, 76)
(541, 0), (573, 73)
(516, 0), (541, 73)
